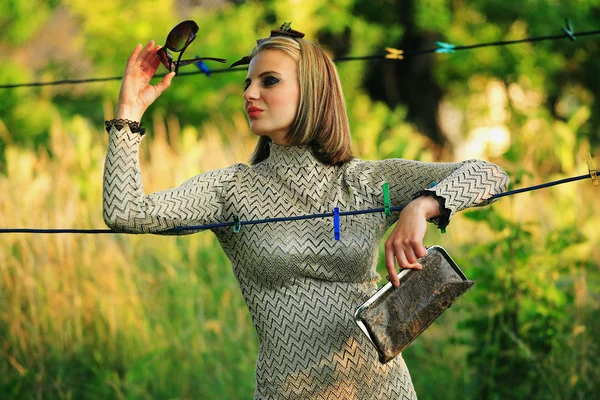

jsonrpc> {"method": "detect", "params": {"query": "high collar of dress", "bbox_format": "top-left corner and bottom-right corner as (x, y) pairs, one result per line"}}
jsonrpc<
(266, 141), (323, 168)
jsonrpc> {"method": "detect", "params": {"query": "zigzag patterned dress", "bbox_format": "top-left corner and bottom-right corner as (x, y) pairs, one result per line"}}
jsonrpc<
(103, 125), (509, 399)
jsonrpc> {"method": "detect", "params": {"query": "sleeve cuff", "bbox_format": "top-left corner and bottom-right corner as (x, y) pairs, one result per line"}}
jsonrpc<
(412, 190), (451, 231)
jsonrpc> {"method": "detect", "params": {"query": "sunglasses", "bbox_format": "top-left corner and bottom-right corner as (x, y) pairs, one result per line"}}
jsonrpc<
(156, 20), (226, 75)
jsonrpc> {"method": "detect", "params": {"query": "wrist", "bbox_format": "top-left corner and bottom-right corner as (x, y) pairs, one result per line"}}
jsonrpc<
(105, 119), (146, 135)
(114, 104), (144, 121)
(410, 195), (441, 219)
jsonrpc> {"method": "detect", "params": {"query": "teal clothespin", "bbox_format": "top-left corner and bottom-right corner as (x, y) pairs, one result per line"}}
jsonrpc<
(562, 18), (576, 41)
(233, 215), (241, 233)
(383, 182), (391, 216)
(333, 207), (340, 240)
(435, 41), (456, 54)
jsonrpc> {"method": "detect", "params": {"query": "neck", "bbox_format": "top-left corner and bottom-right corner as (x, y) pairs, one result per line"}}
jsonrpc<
(266, 141), (323, 168)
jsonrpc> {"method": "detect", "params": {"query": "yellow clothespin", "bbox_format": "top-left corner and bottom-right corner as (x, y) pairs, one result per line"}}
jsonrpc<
(587, 153), (598, 186)
(385, 48), (404, 60)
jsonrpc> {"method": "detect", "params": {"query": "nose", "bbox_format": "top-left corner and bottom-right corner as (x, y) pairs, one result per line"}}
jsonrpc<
(243, 82), (259, 102)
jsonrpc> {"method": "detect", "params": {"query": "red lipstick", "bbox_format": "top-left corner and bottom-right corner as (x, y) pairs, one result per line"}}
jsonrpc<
(247, 106), (264, 118)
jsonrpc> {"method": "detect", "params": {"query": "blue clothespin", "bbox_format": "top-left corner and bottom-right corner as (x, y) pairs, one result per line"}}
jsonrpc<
(333, 207), (340, 241)
(233, 215), (241, 233)
(435, 42), (456, 54)
(382, 183), (391, 216)
(195, 58), (211, 76)
(562, 19), (576, 41)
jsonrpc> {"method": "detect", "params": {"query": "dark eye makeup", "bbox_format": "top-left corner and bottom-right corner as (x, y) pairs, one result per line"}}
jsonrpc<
(244, 75), (280, 91)
(263, 76), (280, 86)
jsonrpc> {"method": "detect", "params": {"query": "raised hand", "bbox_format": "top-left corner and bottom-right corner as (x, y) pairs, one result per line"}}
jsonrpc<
(115, 41), (176, 122)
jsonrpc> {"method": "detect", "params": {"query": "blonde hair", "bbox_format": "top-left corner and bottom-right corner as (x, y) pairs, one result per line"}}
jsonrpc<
(247, 36), (354, 165)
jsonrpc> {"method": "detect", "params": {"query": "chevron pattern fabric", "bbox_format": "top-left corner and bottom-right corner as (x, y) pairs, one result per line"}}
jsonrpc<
(103, 125), (509, 399)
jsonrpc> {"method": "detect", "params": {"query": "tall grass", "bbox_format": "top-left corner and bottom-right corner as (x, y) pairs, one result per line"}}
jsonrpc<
(0, 110), (259, 399)
(0, 107), (598, 399)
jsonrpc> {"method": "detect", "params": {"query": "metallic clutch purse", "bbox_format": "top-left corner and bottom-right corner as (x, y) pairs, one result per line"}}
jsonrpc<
(354, 245), (474, 364)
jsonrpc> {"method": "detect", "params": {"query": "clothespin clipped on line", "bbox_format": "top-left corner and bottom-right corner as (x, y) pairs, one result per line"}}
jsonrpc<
(435, 42), (456, 54)
(562, 19), (576, 41)
(333, 207), (340, 241)
(587, 153), (598, 186)
(233, 215), (241, 233)
(383, 183), (391, 216)
(385, 48), (404, 60)
(195, 58), (211, 76)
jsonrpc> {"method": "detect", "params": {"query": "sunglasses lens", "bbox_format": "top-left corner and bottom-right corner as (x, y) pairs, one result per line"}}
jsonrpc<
(166, 20), (199, 51)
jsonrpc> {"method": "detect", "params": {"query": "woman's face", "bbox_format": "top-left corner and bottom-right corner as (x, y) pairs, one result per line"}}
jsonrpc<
(244, 49), (300, 145)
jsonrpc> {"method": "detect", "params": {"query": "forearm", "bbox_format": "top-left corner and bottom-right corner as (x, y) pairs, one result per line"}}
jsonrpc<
(103, 124), (149, 233)
(356, 157), (509, 231)
(102, 123), (234, 234)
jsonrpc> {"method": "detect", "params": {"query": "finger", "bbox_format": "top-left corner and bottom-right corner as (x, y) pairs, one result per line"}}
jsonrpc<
(136, 40), (156, 65)
(404, 242), (419, 264)
(154, 72), (176, 95)
(141, 45), (161, 68)
(125, 43), (143, 72)
(393, 243), (422, 270)
(415, 243), (428, 259)
(384, 244), (400, 288)
(149, 46), (163, 70)
(394, 247), (409, 270)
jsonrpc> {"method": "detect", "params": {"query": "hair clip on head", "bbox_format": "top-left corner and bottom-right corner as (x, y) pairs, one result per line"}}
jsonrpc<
(230, 22), (305, 68)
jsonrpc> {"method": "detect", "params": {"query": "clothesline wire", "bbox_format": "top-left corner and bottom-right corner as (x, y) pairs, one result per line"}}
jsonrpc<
(334, 29), (600, 61)
(1, 23), (597, 234)
(1, 28), (599, 89)
(0, 172), (593, 234)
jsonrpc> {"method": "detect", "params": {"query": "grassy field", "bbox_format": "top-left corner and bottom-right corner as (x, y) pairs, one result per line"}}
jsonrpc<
(1, 111), (598, 399)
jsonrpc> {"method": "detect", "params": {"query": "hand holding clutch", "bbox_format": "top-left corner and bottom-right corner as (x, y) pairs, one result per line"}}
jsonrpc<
(354, 246), (474, 364)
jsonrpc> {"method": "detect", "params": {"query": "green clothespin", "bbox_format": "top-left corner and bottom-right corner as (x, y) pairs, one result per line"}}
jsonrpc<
(383, 183), (391, 216)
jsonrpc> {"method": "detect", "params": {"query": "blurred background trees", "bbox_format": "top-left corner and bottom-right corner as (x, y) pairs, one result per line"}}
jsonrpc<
(1, 0), (598, 398)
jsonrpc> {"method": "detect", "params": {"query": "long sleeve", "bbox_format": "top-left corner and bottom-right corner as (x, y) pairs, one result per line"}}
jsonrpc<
(102, 125), (245, 234)
(346, 158), (509, 230)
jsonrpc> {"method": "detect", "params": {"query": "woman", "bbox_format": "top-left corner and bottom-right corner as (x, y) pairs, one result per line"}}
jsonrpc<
(104, 29), (509, 399)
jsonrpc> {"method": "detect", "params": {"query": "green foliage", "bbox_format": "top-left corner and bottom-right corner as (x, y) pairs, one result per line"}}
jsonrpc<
(1, 0), (599, 399)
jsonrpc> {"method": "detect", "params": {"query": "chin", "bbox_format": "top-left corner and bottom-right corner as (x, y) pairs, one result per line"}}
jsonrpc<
(249, 125), (274, 138)
(249, 122), (289, 143)
(250, 128), (271, 137)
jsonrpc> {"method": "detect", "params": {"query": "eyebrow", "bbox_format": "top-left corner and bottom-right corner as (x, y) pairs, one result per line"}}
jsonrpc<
(244, 71), (281, 84)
